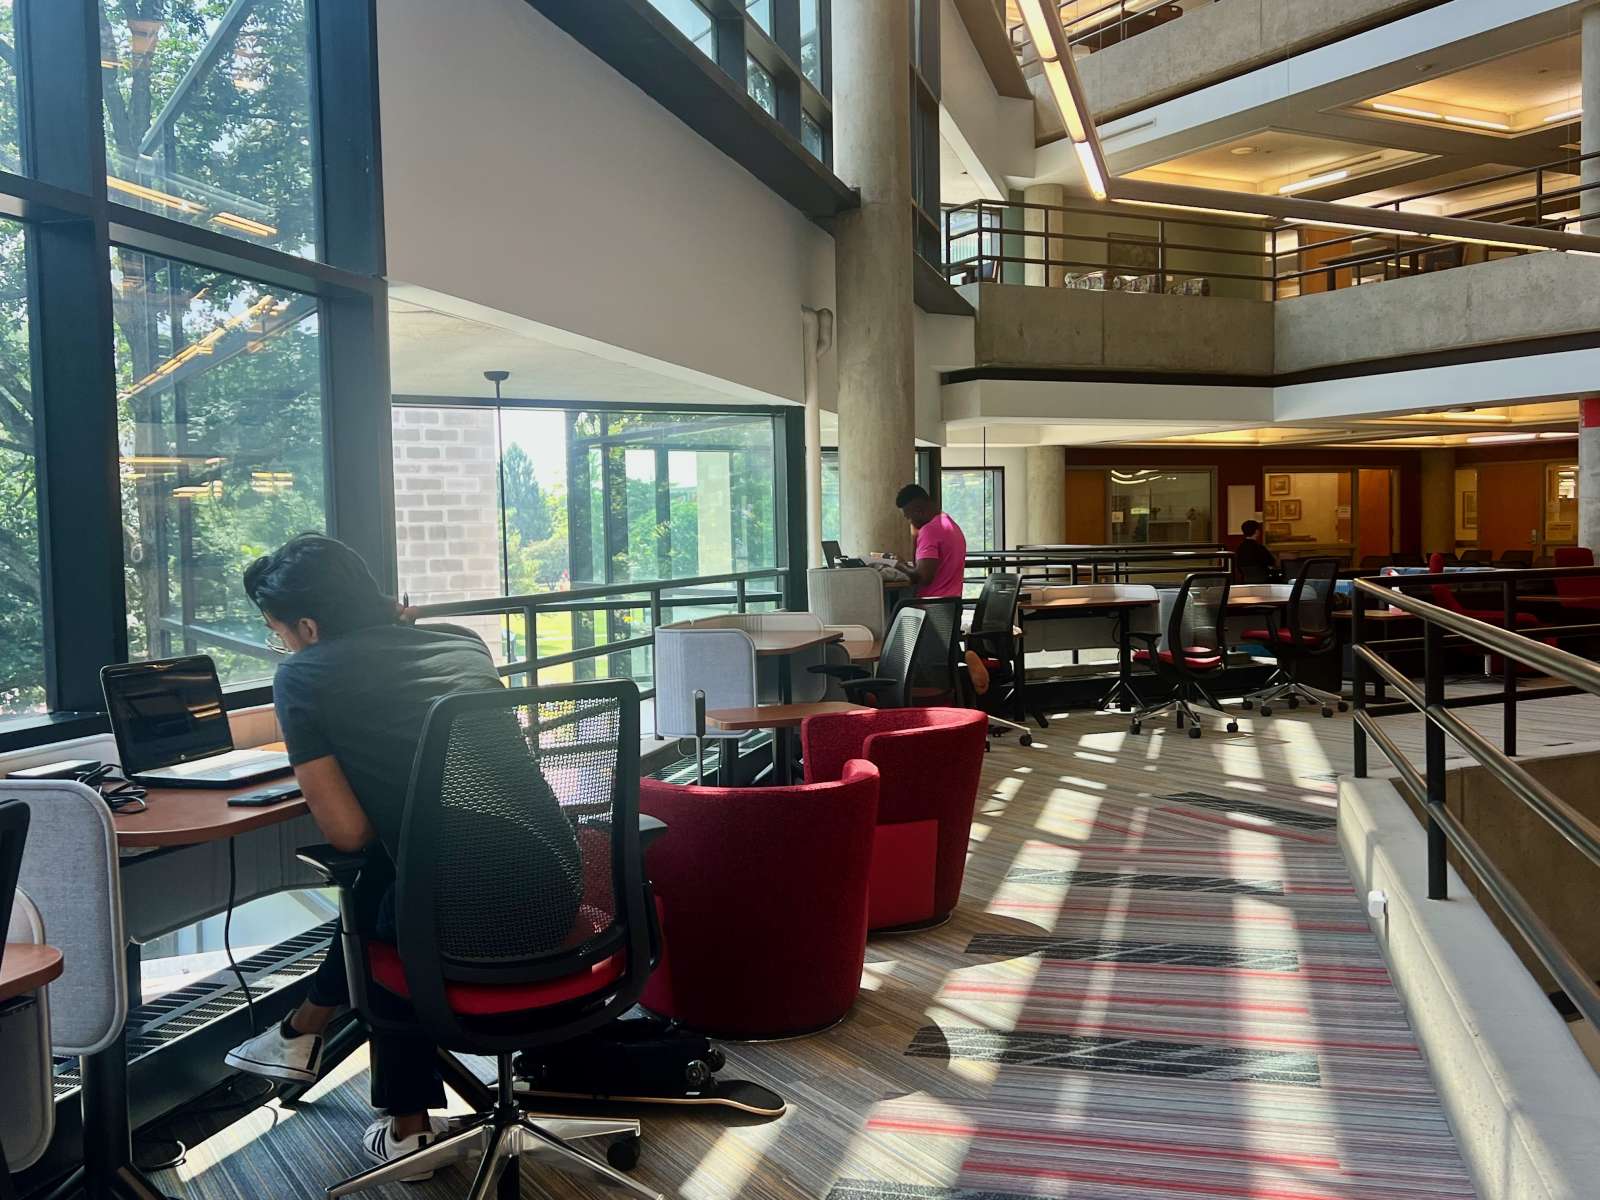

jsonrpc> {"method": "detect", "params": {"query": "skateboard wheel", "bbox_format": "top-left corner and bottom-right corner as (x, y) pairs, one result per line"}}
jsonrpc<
(705, 1047), (726, 1072)
(607, 1135), (641, 1172)
(686, 1060), (712, 1089)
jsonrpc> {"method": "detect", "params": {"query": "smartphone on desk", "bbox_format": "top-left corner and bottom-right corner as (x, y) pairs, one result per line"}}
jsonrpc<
(227, 784), (302, 808)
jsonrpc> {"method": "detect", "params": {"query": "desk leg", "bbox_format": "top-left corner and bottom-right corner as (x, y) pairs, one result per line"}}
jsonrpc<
(775, 657), (794, 785)
(1098, 613), (1142, 712)
(77, 946), (178, 1200)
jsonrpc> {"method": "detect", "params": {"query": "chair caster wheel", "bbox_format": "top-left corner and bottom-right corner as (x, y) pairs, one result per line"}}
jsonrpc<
(1337, 701), (1349, 712)
(1129, 722), (1142, 735)
(1186, 726), (1201, 739)
(1241, 699), (1253, 711)
(1226, 721), (1239, 733)
(1286, 696), (1300, 710)
(1321, 707), (1333, 718)
(1020, 733), (1033, 747)
(607, 1134), (642, 1172)
(1259, 705), (1272, 717)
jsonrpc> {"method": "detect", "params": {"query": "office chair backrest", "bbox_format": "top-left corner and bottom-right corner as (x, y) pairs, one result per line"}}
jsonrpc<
(1168, 572), (1231, 663)
(12, 781), (128, 1056)
(0, 799), (28, 976)
(969, 573), (1021, 659)
(1359, 555), (1387, 569)
(1460, 548), (1493, 564)
(1288, 557), (1340, 642)
(397, 682), (650, 1036)
(904, 597), (963, 700)
(1498, 548), (1533, 567)
(874, 606), (928, 709)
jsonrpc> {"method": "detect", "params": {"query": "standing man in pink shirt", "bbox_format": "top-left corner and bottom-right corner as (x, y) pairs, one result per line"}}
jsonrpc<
(892, 483), (968, 598)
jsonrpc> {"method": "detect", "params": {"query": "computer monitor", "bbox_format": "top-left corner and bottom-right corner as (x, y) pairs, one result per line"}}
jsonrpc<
(100, 656), (236, 778)
(822, 540), (843, 568)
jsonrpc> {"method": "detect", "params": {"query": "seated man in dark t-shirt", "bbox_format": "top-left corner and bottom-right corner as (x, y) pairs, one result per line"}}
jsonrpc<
(1235, 519), (1280, 583)
(222, 534), (576, 1179)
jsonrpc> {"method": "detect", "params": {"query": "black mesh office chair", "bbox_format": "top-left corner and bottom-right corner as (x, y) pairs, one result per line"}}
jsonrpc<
(300, 682), (662, 1200)
(1460, 548), (1493, 564)
(1497, 549), (1534, 568)
(1129, 572), (1238, 739)
(1240, 557), (1348, 718)
(962, 574), (1034, 745)
(903, 597), (964, 705)
(819, 606), (928, 709)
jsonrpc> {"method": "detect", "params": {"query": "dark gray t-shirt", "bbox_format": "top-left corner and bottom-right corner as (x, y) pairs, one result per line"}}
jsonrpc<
(272, 623), (504, 857)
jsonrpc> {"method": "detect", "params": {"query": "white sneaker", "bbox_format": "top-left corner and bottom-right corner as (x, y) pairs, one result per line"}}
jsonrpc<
(362, 1116), (453, 1182)
(224, 1022), (323, 1086)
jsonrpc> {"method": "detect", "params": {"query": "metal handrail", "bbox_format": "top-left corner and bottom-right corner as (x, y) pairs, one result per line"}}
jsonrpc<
(1351, 567), (1600, 1028)
(410, 566), (790, 699)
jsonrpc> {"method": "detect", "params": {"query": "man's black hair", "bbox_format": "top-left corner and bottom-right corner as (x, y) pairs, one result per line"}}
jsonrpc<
(1241, 519), (1262, 537)
(895, 483), (930, 508)
(243, 533), (397, 637)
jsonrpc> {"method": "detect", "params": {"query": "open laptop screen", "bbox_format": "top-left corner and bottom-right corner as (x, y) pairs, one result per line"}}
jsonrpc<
(101, 656), (234, 776)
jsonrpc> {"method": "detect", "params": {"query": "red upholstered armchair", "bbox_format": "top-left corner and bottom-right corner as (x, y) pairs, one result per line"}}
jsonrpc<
(638, 762), (879, 1038)
(801, 707), (988, 932)
(1427, 552), (1539, 628)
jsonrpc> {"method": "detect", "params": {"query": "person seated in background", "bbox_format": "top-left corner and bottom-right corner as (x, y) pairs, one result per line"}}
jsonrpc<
(891, 483), (968, 598)
(223, 534), (581, 1180)
(1235, 519), (1280, 583)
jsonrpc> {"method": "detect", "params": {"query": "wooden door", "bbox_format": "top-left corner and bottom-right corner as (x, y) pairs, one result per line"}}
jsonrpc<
(1474, 461), (1545, 554)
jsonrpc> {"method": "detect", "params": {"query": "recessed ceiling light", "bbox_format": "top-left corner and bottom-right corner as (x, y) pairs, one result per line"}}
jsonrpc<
(1230, 145), (1259, 156)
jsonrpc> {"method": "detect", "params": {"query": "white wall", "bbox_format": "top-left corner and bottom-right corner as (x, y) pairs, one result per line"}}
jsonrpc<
(942, 443), (1030, 549)
(938, 0), (1035, 196)
(377, 0), (836, 405)
(915, 311), (974, 446)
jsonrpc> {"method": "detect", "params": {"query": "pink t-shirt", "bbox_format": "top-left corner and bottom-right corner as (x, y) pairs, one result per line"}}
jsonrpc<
(914, 512), (968, 598)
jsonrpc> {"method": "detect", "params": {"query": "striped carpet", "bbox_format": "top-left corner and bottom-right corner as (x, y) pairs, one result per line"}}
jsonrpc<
(153, 703), (1491, 1200)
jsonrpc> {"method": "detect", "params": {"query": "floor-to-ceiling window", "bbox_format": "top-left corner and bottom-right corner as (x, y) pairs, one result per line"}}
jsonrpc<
(0, 2), (387, 988)
(394, 402), (786, 698)
(942, 466), (1004, 551)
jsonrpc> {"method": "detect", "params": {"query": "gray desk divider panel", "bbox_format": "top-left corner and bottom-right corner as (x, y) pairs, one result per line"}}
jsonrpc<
(2, 890), (55, 1172)
(120, 813), (324, 943)
(10, 781), (127, 1056)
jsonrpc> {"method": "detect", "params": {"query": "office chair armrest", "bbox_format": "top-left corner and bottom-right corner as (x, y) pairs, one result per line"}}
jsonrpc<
(296, 843), (367, 889)
(809, 663), (869, 680)
(839, 676), (894, 700)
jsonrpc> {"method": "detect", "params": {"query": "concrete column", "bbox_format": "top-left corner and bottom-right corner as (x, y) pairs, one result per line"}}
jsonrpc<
(1581, 398), (1600, 551)
(1023, 183), (1068, 287)
(1025, 446), (1065, 545)
(1585, 5), (1600, 234)
(833, 0), (916, 559)
(1419, 448), (1456, 558)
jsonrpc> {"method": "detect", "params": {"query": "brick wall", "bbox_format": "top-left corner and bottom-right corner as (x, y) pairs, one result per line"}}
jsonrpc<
(392, 405), (505, 650)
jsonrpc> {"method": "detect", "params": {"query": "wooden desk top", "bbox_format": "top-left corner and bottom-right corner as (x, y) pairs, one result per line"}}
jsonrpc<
(113, 743), (309, 849)
(706, 701), (867, 731)
(0, 943), (63, 1002)
(749, 629), (844, 657)
(844, 638), (880, 662)
(1021, 596), (1155, 612)
(1334, 609), (1418, 621)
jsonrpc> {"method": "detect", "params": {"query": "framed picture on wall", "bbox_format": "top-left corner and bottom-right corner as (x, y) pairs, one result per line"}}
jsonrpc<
(1267, 474), (1291, 496)
(1263, 500), (1279, 520)
(1266, 521), (1292, 539)
(1281, 499), (1302, 520)
(1462, 492), (1478, 531)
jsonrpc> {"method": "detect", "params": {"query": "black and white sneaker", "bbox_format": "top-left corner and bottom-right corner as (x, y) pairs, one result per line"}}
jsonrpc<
(224, 1021), (323, 1086)
(362, 1116), (453, 1182)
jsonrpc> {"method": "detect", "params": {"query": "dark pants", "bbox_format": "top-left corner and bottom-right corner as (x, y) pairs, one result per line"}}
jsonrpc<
(306, 851), (446, 1116)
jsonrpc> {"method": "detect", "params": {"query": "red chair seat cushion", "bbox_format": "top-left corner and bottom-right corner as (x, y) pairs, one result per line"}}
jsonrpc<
(367, 941), (623, 1017)
(1242, 628), (1327, 646)
(867, 819), (939, 929)
(1132, 647), (1222, 670)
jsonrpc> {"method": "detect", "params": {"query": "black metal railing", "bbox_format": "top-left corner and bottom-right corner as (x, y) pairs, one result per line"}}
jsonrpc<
(1350, 567), (1600, 1028)
(944, 182), (1600, 299)
(965, 543), (1233, 587)
(409, 567), (789, 700)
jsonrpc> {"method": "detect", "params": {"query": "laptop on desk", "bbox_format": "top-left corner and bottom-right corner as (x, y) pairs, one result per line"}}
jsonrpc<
(101, 656), (293, 787)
